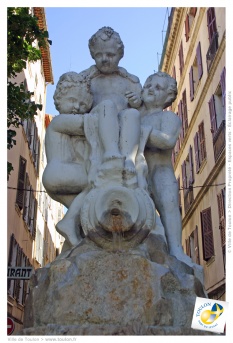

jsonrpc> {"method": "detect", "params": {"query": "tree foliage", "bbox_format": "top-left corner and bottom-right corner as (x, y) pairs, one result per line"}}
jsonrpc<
(7, 7), (50, 179)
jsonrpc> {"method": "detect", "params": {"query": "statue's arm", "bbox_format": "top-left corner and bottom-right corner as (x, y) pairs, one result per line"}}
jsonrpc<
(49, 114), (85, 136)
(147, 113), (181, 150)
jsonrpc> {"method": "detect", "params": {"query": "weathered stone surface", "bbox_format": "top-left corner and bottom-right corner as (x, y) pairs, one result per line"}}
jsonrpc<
(22, 236), (210, 335)
(20, 324), (217, 336)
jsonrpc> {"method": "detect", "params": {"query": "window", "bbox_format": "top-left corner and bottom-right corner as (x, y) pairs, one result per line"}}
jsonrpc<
(201, 207), (215, 261)
(23, 119), (40, 174)
(217, 188), (226, 272)
(184, 8), (197, 42)
(182, 90), (188, 133)
(35, 227), (44, 266)
(22, 174), (37, 239)
(189, 66), (195, 101)
(178, 40), (184, 76)
(196, 42), (203, 79)
(206, 8), (218, 71)
(177, 91), (188, 142)
(182, 146), (194, 213)
(198, 121), (207, 163)
(185, 226), (200, 264)
(208, 83), (226, 161)
(207, 8), (217, 42)
(177, 176), (182, 214)
(190, 7), (197, 17)
(189, 42), (203, 102)
(184, 14), (190, 42)
(7, 235), (31, 305)
(173, 118), (181, 164)
(220, 67), (226, 117)
(194, 121), (207, 173)
(16, 157), (27, 210)
(172, 65), (176, 81)
(178, 102), (184, 143)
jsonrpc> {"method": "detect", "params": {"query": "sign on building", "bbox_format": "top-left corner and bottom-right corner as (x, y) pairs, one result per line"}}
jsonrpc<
(7, 266), (33, 280)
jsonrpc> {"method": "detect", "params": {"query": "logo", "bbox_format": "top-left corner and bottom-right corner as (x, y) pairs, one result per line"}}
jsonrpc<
(191, 297), (228, 333)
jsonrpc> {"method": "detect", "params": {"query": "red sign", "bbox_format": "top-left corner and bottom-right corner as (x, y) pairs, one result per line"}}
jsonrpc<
(7, 317), (15, 335)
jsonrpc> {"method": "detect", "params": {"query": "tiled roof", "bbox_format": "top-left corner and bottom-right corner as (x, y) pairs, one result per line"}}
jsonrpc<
(33, 7), (54, 84)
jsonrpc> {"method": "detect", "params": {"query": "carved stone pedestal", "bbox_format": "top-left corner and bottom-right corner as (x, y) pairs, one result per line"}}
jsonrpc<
(21, 234), (215, 336)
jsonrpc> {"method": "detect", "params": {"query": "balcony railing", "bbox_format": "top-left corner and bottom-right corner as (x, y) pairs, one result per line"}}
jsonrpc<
(213, 120), (225, 162)
(206, 31), (219, 72)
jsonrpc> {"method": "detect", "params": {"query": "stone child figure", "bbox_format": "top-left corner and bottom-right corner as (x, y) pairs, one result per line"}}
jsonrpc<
(42, 72), (93, 245)
(141, 71), (193, 266)
(80, 26), (142, 172)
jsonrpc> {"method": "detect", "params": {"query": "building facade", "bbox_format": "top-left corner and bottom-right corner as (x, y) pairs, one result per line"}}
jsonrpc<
(7, 7), (64, 333)
(160, 7), (226, 300)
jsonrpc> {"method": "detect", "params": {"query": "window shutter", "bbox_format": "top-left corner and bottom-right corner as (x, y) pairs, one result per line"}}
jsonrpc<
(196, 42), (203, 79)
(29, 121), (35, 152)
(8, 234), (15, 267)
(179, 41), (184, 76)
(201, 207), (215, 260)
(207, 8), (217, 42)
(182, 161), (187, 191)
(194, 226), (200, 264)
(190, 7), (197, 17)
(32, 198), (38, 240)
(32, 124), (38, 163)
(220, 67), (226, 116)
(16, 157), (27, 210)
(178, 101), (184, 141)
(198, 122), (206, 162)
(185, 14), (190, 42)
(27, 119), (32, 147)
(23, 173), (30, 224)
(208, 95), (217, 136)
(36, 138), (41, 175)
(29, 192), (35, 236)
(189, 145), (194, 184)
(185, 238), (191, 257)
(7, 235), (15, 292)
(189, 66), (194, 101)
(182, 90), (188, 132)
(217, 190), (226, 247)
(171, 150), (175, 167)
(194, 132), (200, 173)
(172, 65), (176, 80)
(177, 176), (182, 209)
(14, 245), (22, 301)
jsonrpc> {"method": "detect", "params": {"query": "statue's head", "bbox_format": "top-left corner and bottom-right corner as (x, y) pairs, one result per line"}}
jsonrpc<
(143, 71), (177, 110)
(88, 27), (124, 74)
(53, 72), (93, 114)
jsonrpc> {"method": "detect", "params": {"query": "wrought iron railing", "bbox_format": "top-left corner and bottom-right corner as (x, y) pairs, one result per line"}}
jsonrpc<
(213, 120), (225, 162)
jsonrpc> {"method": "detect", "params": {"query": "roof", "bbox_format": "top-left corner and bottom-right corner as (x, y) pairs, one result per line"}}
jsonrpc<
(33, 7), (54, 84)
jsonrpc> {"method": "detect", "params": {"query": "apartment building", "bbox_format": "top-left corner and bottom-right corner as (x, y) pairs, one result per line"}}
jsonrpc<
(160, 7), (226, 300)
(7, 7), (64, 333)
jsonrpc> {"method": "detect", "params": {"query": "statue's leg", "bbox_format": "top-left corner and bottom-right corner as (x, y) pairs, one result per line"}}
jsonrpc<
(56, 190), (89, 249)
(97, 100), (121, 160)
(119, 109), (141, 173)
(151, 167), (192, 263)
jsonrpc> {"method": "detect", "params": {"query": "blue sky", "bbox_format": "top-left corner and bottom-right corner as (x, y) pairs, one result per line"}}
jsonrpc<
(44, 7), (171, 116)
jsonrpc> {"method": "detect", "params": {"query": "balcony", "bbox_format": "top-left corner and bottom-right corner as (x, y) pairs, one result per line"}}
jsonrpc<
(206, 31), (219, 72)
(213, 120), (225, 162)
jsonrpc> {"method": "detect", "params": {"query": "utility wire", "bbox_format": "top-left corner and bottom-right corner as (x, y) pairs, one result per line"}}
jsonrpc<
(8, 182), (226, 193)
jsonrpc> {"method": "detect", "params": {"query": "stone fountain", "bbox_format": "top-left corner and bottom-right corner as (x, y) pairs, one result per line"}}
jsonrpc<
(21, 27), (212, 336)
